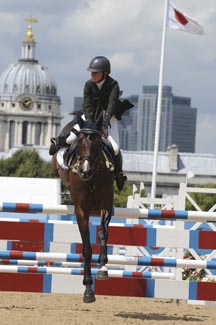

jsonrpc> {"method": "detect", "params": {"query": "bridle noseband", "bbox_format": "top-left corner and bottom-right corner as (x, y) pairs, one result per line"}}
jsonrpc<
(76, 128), (102, 181)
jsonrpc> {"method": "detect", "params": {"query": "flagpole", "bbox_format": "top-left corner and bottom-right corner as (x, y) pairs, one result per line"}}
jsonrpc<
(150, 0), (169, 208)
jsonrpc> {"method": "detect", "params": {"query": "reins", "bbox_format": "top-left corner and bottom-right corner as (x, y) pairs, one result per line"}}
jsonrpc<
(73, 129), (103, 181)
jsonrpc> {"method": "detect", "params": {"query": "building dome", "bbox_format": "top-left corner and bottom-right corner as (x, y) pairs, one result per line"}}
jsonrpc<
(0, 19), (62, 153)
(0, 61), (57, 97)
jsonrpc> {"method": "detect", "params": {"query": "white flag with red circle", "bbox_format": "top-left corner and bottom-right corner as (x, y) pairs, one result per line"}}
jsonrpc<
(167, 2), (204, 35)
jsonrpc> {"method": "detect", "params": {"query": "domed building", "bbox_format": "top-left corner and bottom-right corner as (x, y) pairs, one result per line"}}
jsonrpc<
(0, 20), (61, 152)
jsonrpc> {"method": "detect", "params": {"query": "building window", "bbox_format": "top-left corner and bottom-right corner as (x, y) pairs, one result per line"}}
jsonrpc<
(35, 122), (41, 145)
(12, 103), (16, 107)
(37, 104), (41, 109)
(48, 105), (52, 110)
(9, 121), (15, 148)
(1, 103), (4, 107)
(22, 121), (28, 145)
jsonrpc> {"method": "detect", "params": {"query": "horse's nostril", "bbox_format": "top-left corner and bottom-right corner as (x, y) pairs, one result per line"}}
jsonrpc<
(81, 171), (89, 180)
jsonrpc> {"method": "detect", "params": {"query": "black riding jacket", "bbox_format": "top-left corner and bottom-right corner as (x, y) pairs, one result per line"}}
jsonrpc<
(83, 76), (120, 122)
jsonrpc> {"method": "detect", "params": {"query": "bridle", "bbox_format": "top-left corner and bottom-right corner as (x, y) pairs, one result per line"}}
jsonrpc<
(76, 128), (102, 181)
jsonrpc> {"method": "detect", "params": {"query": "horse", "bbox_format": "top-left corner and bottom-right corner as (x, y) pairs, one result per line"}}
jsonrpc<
(52, 122), (114, 303)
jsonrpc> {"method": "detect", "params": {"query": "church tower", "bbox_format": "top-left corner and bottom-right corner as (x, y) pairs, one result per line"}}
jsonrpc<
(0, 18), (62, 152)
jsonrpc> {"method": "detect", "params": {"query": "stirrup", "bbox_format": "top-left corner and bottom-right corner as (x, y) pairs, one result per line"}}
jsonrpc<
(115, 173), (127, 191)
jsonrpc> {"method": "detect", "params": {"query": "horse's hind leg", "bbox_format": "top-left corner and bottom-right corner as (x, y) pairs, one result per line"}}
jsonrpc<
(96, 209), (111, 280)
(77, 215), (95, 303)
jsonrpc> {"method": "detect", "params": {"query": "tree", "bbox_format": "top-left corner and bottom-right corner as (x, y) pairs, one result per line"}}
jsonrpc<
(114, 182), (133, 207)
(0, 149), (54, 178)
(185, 184), (216, 211)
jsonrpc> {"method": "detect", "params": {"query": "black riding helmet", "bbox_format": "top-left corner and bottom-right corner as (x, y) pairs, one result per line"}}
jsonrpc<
(87, 56), (111, 74)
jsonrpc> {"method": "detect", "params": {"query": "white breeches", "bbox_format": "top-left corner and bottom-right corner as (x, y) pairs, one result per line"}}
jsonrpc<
(65, 114), (86, 144)
(66, 115), (120, 155)
(66, 123), (81, 144)
(107, 117), (120, 155)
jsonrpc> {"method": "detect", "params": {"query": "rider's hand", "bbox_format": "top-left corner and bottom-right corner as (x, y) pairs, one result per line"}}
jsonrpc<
(103, 113), (111, 129)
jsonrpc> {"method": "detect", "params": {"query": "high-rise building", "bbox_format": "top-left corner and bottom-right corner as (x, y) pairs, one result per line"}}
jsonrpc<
(172, 96), (197, 152)
(74, 97), (83, 114)
(137, 86), (173, 151)
(119, 86), (197, 153)
(118, 95), (138, 150)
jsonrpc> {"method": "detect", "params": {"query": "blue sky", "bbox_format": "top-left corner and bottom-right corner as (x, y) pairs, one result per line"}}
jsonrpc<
(0, 0), (215, 153)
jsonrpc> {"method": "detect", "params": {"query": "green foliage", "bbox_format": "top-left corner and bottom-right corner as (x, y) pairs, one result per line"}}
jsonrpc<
(185, 184), (216, 211)
(114, 182), (133, 207)
(0, 149), (54, 178)
(113, 182), (146, 207)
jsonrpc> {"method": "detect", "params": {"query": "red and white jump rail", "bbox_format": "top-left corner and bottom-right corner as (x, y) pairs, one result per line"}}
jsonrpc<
(2, 201), (216, 222)
(0, 265), (174, 280)
(0, 219), (216, 250)
(1, 250), (216, 270)
(0, 258), (87, 268)
(1, 249), (216, 301)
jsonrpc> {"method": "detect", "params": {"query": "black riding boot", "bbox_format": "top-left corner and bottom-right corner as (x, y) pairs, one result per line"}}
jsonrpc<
(115, 151), (127, 191)
(49, 133), (70, 156)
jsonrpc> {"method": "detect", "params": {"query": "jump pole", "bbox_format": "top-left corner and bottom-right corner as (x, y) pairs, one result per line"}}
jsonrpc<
(0, 259), (87, 268)
(1, 202), (216, 221)
(0, 265), (174, 279)
(1, 250), (216, 270)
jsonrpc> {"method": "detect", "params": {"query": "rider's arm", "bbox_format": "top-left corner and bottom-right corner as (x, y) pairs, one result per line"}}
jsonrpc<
(106, 79), (120, 117)
(83, 81), (94, 121)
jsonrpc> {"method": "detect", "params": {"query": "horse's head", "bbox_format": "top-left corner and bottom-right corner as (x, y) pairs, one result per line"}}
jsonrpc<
(76, 128), (102, 181)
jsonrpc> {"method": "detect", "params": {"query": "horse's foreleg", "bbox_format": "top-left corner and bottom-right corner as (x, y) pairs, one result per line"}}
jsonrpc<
(77, 218), (95, 303)
(96, 209), (111, 280)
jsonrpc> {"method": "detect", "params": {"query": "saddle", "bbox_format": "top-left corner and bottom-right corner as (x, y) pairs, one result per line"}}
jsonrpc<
(56, 136), (115, 171)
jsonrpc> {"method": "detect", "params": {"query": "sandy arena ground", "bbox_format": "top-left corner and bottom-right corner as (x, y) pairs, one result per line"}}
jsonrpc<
(0, 292), (215, 325)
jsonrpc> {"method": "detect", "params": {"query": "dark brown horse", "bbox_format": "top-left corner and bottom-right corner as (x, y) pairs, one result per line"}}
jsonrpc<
(52, 123), (114, 303)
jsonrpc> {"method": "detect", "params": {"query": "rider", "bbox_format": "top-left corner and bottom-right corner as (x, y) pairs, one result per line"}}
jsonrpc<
(49, 56), (128, 191)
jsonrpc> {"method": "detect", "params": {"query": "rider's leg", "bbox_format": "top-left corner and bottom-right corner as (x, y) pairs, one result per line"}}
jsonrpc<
(107, 117), (127, 191)
(49, 114), (88, 155)
(49, 123), (80, 156)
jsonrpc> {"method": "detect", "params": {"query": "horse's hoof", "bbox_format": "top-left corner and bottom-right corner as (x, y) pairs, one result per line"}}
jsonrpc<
(83, 293), (96, 304)
(96, 270), (108, 280)
(83, 290), (96, 303)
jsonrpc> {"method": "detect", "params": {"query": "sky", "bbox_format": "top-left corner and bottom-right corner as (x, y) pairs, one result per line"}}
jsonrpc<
(0, 0), (215, 154)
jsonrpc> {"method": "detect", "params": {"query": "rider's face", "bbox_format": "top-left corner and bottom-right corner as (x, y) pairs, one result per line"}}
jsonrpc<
(91, 71), (104, 83)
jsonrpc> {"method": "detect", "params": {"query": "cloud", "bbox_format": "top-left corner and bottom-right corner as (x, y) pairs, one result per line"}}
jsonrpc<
(110, 52), (135, 70)
(65, 0), (145, 36)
